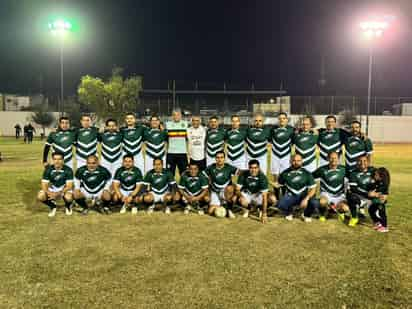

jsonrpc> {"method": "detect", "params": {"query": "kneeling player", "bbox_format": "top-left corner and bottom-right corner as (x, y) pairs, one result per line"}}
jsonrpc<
(237, 159), (276, 223)
(178, 162), (210, 215)
(112, 154), (144, 215)
(73, 155), (112, 215)
(37, 152), (74, 217)
(313, 152), (349, 222)
(203, 151), (238, 218)
(143, 158), (179, 214)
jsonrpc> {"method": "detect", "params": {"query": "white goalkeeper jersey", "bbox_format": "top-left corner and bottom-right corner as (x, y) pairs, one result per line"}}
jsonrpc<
(187, 125), (207, 161)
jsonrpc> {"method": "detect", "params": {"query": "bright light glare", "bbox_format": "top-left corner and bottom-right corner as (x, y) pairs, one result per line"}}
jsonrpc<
(359, 18), (391, 40)
(48, 19), (72, 35)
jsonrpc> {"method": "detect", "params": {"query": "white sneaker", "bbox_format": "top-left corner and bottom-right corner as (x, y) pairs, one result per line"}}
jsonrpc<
(184, 206), (191, 215)
(120, 204), (127, 214)
(48, 208), (57, 217)
(65, 207), (72, 216)
(228, 209), (236, 219)
(131, 207), (138, 215)
(165, 206), (171, 214)
(242, 210), (249, 218)
(147, 205), (155, 214)
(258, 210), (262, 219)
(285, 214), (293, 221)
(198, 209), (205, 215)
(301, 214), (312, 223)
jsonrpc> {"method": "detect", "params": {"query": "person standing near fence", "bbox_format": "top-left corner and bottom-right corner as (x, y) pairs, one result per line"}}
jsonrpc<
(166, 108), (189, 177)
(14, 124), (21, 139)
(187, 115), (207, 171)
(26, 123), (35, 144)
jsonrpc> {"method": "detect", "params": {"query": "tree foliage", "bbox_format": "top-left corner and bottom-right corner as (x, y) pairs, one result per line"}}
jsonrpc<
(31, 108), (55, 136)
(78, 67), (142, 122)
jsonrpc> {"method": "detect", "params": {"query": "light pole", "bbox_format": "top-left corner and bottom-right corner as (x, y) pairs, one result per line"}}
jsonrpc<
(359, 19), (389, 136)
(48, 19), (72, 115)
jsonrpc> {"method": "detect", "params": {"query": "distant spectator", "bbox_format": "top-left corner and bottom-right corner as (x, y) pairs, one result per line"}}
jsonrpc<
(26, 123), (35, 144)
(23, 124), (29, 143)
(14, 124), (22, 139)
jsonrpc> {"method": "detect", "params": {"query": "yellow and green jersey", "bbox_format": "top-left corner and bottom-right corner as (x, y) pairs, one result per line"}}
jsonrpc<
(166, 120), (188, 154)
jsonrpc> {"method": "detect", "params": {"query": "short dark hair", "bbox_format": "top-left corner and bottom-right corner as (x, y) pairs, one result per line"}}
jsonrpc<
(326, 115), (337, 122)
(231, 115), (240, 120)
(87, 154), (99, 161)
(105, 118), (117, 126)
(328, 151), (339, 159)
(123, 153), (134, 160)
(278, 112), (288, 118)
(189, 162), (199, 168)
(376, 167), (391, 188)
(150, 115), (159, 121)
(125, 112), (136, 118)
(59, 116), (69, 123)
(209, 115), (219, 121)
(215, 151), (225, 158)
(248, 159), (260, 167)
(81, 114), (91, 120)
(153, 157), (163, 164)
(51, 152), (64, 159)
(351, 120), (361, 127)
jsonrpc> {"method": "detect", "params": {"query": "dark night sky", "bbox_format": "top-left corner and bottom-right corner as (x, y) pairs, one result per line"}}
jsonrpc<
(0, 0), (411, 97)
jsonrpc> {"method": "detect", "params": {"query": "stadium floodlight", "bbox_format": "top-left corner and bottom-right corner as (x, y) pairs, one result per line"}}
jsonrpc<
(48, 18), (73, 115)
(359, 17), (391, 136)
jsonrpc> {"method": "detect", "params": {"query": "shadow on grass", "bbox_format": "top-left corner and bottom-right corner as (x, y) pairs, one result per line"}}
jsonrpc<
(17, 177), (42, 214)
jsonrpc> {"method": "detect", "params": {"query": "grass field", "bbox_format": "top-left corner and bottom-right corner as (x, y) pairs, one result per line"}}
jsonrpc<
(1, 137), (412, 308)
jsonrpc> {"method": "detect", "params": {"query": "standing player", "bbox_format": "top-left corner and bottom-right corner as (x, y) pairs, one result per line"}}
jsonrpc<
(143, 115), (168, 173)
(293, 117), (318, 173)
(313, 152), (349, 222)
(178, 162), (210, 215)
(120, 113), (145, 173)
(166, 108), (189, 176)
(203, 151), (238, 218)
(246, 113), (271, 174)
(73, 155), (112, 215)
(205, 116), (226, 167)
(37, 152), (74, 217)
(225, 115), (247, 170)
(317, 115), (345, 167)
(43, 117), (76, 169)
(187, 115), (207, 171)
(99, 119), (123, 177)
(343, 120), (373, 172)
(236, 159), (276, 223)
(75, 114), (99, 169)
(112, 154), (144, 215)
(143, 158), (178, 214)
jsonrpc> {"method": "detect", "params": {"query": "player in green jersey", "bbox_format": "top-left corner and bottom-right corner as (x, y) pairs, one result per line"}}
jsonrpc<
(293, 116), (319, 173)
(270, 112), (294, 176)
(37, 152), (74, 217)
(143, 115), (168, 173)
(317, 115), (346, 167)
(75, 114), (99, 169)
(178, 162), (210, 215)
(277, 154), (317, 222)
(73, 155), (112, 215)
(367, 167), (390, 233)
(236, 159), (277, 223)
(206, 116), (226, 166)
(225, 115), (247, 170)
(121, 112), (145, 173)
(99, 118), (123, 178)
(143, 158), (179, 214)
(246, 113), (271, 174)
(203, 151), (238, 218)
(112, 154), (144, 215)
(343, 120), (373, 172)
(312, 152), (349, 222)
(43, 116), (76, 169)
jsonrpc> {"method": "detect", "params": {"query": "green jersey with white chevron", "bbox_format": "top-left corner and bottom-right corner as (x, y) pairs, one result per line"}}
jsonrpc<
(144, 169), (175, 194)
(348, 167), (375, 198)
(121, 126), (145, 156)
(178, 172), (209, 196)
(113, 166), (143, 191)
(313, 164), (346, 195)
(99, 131), (123, 163)
(237, 170), (268, 194)
(343, 134), (373, 171)
(75, 165), (111, 194)
(46, 129), (76, 163)
(42, 165), (74, 190)
(143, 128), (168, 159)
(225, 128), (247, 161)
(271, 125), (294, 159)
(278, 167), (316, 196)
(75, 127), (99, 160)
(246, 127), (271, 158)
(293, 130), (318, 165)
(203, 163), (238, 192)
(206, 128), (226, 158)
(317, 128), (344, 162)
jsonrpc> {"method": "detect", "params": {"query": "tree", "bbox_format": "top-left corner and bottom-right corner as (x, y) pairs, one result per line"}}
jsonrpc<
(32, 108), (55, 138)
(78, 67), (142, 123)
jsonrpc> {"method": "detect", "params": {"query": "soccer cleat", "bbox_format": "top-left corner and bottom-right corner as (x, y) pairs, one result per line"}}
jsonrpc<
(338, 213), (345, 222)
(285, 214), (293, 221)
(102, 207), (111, 215)
(147, 205), (155, 214)
(131, 207), (138, 215)
(228, 209), (236, 219)
(373, 222), (383, 230)
(348, 217), (359, 227)
(65, 207), (72, 216)
(165, 206), (171, 214)
(48, 207), (57, 217)
(184, 206), (191, 215)
(301, 214), (312, 223)
(319, 216), (326, 222)
(242, 209), (249, 218)
(377, 226), (389, 233)
(120, 204), (127, 214)
(198, 209), (205, 215)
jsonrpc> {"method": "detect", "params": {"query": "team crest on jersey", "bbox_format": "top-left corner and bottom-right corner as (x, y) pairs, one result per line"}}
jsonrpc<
(299, 136), (310, 143)
(252, 131), (261, 137)
(128, 130), (135, 135)
(328, 173), (339, 181)
(87, 175), (98, 182)
(229, 134), (239, 140)
(350, 140), (360, 147)
(152, 132), (160, 138)
(154, 177), (163, 184)
(291, 175), (302, 183)
(276, 131), (286, 137)
(107, 135), (116, 141)
(325, 133), (333, 139)
(209, 133), (217, 139)
(216, 172), (224, 178)
(82, 131), (91, 136)
(125, 175), (134, 182)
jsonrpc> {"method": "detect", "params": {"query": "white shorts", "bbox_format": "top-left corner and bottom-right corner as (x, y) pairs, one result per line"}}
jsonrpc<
(271, 154), (290, 175)
(145, 155), (166, 174)
(303, 160), (317, 173)
(150, 192), (168, 203)
(247, 153), (268, 175)
(240, 191), (263, 206)
(80, 187), (105, 200)
(76, 157), (87, 170)
(210, 191), (225, 206)
(120, 188), (134, 197)
(320, 192), (346, 206)
(101, 158), (122, 178)
(40, 186), (67, 198)
(226, 154), (247, 170)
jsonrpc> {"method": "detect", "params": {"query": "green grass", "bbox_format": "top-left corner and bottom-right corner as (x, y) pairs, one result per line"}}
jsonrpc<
(1, 137), (412, 308)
